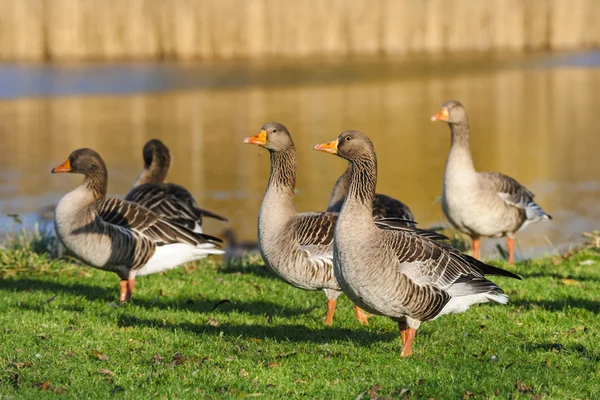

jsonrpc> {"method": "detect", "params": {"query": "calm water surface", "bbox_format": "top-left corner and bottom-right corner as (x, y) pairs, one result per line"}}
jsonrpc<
(0, 52), (599, 259)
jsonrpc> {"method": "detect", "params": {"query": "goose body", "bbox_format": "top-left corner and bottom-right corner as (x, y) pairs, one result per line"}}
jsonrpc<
(125, 139), (227, 233)
(245, 123), (370, 325)
(327, 164), (415, 225)
(432, 101), (551, 263)
(315, 131), (520, 356)
(52, 148), (223, 302)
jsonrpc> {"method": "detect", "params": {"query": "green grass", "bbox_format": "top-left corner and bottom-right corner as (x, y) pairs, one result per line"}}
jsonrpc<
(0, 244), (599, 399)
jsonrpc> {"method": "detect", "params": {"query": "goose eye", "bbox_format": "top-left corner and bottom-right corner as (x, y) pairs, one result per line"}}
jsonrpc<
(272, 129), (277, 133)
(344, 136), (351, 141)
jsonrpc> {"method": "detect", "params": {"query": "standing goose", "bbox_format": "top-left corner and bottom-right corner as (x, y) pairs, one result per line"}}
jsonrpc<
(327, 164), (415, 226)
(314, 131), (520, 357)
(52, 148), (224, 302)
(431, 100), (551, 264)
(126, 139), (227, 233)
(244, 122), (371, 325)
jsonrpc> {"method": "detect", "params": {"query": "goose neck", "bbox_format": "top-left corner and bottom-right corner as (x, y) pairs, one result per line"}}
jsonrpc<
(84, 168), (108, 201)
(343, 155), (376, 218)
(327, 164), (351, 209)
(447, 120), (476, 173)
(134, 160), (169, 186)
(267, 148), (296, 192)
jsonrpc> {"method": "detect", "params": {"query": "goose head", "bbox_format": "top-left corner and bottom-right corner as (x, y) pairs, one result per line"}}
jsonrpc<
(244, 122), (294, 152)
(314, 130), (375, 161)
(51, 148), (106, 176)
(142, 139), (171, 171)
(431, 100), (468, 124)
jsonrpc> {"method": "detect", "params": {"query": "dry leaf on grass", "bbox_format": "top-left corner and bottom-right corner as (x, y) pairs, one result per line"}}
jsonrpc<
(10, 362), (33, 368)
(98, 369), (114, 376)
(92, 350), (109, 361)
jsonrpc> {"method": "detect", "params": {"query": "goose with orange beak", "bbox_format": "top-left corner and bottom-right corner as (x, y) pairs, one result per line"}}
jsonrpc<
(431, 100), (551, 264)
(51, 148), (223, 303)
(314, 130), (520, 357)
(244, 122), (371, 326)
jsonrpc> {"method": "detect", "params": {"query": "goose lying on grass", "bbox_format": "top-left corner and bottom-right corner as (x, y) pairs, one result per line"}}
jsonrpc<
(52, 148), (223, 302)
(431, 100), (551, 263)
(126, 139), (227, 233)
(314, 131), (521, 356)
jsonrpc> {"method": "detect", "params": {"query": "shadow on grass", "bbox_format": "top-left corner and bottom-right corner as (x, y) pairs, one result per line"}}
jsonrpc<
(512, 297), (600, 313)
(217, 262), (277, 279)
(515, 270), (600, 282)
(118, 314), (397, 345)
(520, 342), (599, 360)
(0, 277), (113, 301)
(0, 277), (315, 317)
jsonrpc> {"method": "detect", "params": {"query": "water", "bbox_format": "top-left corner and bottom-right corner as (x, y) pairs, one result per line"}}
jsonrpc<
(0, 51), (599, 259)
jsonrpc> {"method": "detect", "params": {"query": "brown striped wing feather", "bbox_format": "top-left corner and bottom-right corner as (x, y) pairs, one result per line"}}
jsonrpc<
(293, 212), (337, 277)
(125, 183), (227, 230)
(95, 197), (221, 247)
(383, 228), (520, 321)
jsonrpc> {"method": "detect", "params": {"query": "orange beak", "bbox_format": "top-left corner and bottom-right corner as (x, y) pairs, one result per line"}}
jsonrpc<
(52, 159), (72, 173)
(431, 107), (449, 122)
(244, 130), (267, 146)
(314, 140), (338, 154)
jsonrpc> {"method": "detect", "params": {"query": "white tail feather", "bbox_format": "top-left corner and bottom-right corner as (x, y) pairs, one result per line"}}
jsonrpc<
(136, 243), (223, 276)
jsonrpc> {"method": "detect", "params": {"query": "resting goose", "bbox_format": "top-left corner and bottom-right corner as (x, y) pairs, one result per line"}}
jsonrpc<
(327, 164), (415, 226)
(314, 131), (520, 357)
(431, 100), (551, 264)
(52, 148), (224, 302)
(126, 139), (227, 233)
(244, 122), (371, 326)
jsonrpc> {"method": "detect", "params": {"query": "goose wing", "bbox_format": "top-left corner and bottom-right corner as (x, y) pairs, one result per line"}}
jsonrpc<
(478, 172), (551, 220)
(125, 183), (227, 230)
(94, 197), (222, 247)
(383, 229), (520, 319)
(389, 228), (520, 286)
(294, 212), (336, 272)
(374, 219), (447, 241)
(372, 194), (416, 225)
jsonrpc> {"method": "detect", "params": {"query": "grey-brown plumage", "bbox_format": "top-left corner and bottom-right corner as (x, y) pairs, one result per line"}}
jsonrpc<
(432, 100), (551, 263)
(52, 148), (223, 302)
(126, 139), (227, 233)
(327, 164), (415, 226)
(244, 122), (371, 326)
(314, 131), (520, 357)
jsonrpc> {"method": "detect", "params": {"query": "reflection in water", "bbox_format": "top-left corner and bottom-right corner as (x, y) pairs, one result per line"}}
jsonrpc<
(0, 61), (598, 259)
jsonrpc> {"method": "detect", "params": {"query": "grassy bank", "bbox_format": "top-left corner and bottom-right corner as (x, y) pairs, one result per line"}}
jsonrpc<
(0, 241), (599, 398)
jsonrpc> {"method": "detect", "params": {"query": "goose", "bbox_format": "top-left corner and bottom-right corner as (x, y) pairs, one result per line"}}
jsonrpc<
(431, 100), (551, 264)
(51, 148), (224, 303)
(221, 228), (261, 265)
(244, 122), (372, 326)
(314, 131), (520, 357)
(327, 164), (415, 226)
(125, 139), (227, 233)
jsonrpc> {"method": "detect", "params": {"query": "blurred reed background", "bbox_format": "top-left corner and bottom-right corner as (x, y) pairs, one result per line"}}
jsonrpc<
(0, 0), (599, 60)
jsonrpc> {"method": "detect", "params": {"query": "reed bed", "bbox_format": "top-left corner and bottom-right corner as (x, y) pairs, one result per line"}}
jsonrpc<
(0, 0), (598, 61)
